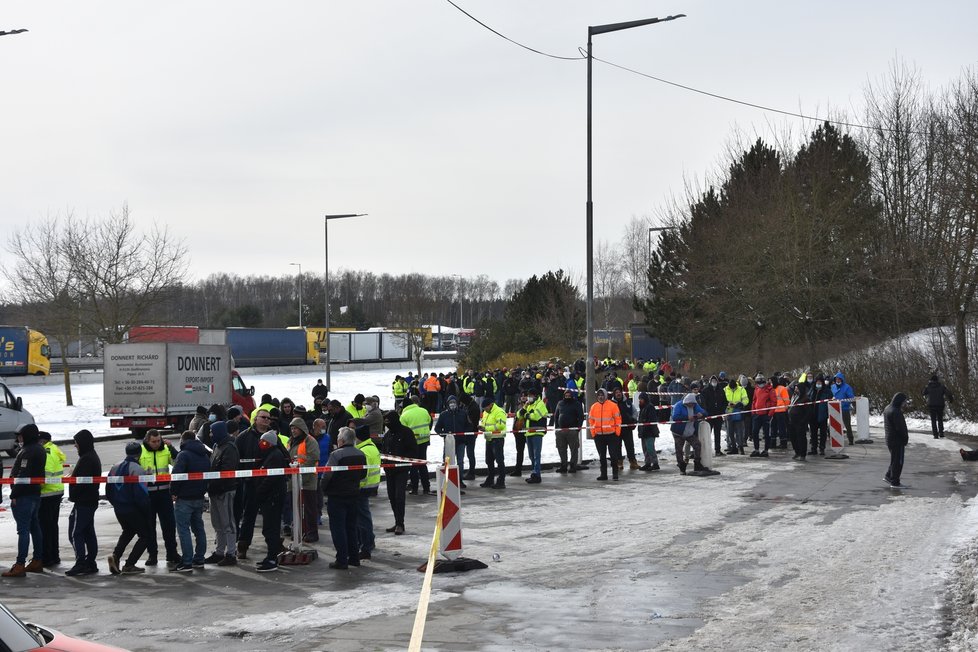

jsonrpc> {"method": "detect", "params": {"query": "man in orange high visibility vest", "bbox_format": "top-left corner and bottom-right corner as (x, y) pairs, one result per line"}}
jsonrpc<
(588, 389), (622, 481)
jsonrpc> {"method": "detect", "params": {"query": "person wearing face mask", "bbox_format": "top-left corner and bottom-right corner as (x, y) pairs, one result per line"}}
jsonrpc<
(701, 375), (727, 457)
(195, 403), (226, 448)
(724, 377), (749, 454)
(188, 405), (209, 435)
(808, 375), (832, 455)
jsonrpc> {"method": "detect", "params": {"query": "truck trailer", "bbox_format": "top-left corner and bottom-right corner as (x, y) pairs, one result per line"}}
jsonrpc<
(103, 342), (255, 436)
(0, 326), (51, 376)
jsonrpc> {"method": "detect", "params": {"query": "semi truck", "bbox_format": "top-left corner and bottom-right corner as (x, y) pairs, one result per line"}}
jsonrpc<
(0, 326), (51, 376)
(0, 381), (35, 456)
(103, 343), (256, 436)
(200, 327), (316, 366)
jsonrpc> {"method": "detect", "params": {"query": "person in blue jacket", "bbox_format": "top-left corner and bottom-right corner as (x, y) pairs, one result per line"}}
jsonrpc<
(831, 372), (856, 445)
(670, 393), (716, 476)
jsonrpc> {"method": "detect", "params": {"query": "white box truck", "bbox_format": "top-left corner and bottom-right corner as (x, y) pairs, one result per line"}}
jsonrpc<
(103, 343), (255, 437)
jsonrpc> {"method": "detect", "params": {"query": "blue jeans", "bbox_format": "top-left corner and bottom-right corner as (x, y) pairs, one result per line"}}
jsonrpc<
(12, 494), (42, 565)
(174, 498), (206, 565)
(357, 491), (375, 554)
(526, 435), (543, 476)
(327, 495), (359, 565)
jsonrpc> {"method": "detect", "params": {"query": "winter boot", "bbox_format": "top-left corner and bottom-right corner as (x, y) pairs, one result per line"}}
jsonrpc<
(749, 449), (761, 458)
(24, 559), (44, 573)
(236, 543), (249, 560)
(556, 464), (568, 474)
(629, 459), (640, 470)
(2, 563), (26, 578)
(507, 466), (523, 477)
(678, 463), (687, 476)
(759, 449), (769, 458)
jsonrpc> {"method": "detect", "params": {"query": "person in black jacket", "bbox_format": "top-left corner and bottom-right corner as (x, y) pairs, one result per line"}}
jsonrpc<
(922, 374), (954, 439)
(788, 381), (810, 461)
(552, 389), (585, 473)
(884, 393), (910, 487)
(435, 396), (473, 488)
(65, 429), (101, 576)
(322, 428), (367, 570)
(106, 442), (152, 575)
(613, 388), (639, 470)
(254, 431), (289, 572)
(2, 424), (47, 577)
(457, 394), (480, 480)
(234, 409), (267, 560)
(170, 432), (211, 573)
(205, 421), (239, 566)
(382, 410), (419, 535)
(701, 376), (727, 456)
(636, 392), (660, 471)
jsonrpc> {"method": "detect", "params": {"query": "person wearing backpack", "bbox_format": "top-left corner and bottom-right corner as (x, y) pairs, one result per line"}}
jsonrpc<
(106, 442), (152, 575)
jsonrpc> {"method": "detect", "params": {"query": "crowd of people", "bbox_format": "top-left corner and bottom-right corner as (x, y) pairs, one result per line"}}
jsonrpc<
(0, 360), (957, 578)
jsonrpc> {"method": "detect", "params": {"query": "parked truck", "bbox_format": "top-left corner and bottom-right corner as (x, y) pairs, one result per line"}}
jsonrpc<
(201, 328), (316, 367)
(103, 343), (256, 436)
(0, 381), (35, 456)
(0, 326), (51, 376)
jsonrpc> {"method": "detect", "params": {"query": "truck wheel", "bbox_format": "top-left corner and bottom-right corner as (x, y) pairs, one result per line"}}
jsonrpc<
(131, 428), (148, 440)
(34, 371), (45, 377)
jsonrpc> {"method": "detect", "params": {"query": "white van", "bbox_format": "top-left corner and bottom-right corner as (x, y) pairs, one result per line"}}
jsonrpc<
(0, 382), (35, 457)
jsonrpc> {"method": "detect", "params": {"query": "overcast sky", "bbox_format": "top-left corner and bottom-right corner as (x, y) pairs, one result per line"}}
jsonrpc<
(1, 1), (976, 290)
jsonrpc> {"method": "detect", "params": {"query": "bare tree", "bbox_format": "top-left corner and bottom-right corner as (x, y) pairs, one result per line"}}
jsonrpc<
(63, 204), (188, 343)
(4, 216), (80, 405)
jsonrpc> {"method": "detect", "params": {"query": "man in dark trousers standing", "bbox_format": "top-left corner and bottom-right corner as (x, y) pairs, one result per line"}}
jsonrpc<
(922, 374), (954, 439)
(884, 393), (910, 488)
(322, 427), (367, 570)
(254, 431), (289, 572)
(66, 429), (101, 576)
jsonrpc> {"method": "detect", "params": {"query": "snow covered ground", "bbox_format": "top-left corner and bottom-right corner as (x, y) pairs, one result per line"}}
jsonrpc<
(6, 366), (978, 650)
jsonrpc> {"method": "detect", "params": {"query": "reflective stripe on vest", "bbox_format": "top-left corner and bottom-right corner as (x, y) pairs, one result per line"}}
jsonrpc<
(356, 439), (382, 489)
(139, 444), (172, 488)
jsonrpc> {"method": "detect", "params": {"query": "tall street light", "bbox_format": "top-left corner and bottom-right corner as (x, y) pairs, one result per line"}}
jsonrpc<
(324, 213), (366, 391)
(289, 262), (303, 328)
(647, 226), (678, 266)
(585, 14), (685, 409)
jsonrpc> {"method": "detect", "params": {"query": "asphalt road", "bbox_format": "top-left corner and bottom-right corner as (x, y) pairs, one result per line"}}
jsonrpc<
(1, 427), (977, 651)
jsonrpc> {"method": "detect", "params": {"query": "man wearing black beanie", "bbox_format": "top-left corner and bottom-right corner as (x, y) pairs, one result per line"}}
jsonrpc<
(66, 430), (102, 576)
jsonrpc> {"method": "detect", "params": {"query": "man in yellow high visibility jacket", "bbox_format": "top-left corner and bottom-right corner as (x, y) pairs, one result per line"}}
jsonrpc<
(479, 397), (508, 489)
(354, 426), (381, 560)
(392, 376), (409, 410)
(400, 398), (433, 495)
(517, 391), (549, 484)
(38, 431), (66, 566)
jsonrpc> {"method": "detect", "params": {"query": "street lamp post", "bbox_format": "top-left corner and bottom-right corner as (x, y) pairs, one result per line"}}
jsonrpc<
(324, 213), (366, 391)
(289, 262), (303, 328)
(647, 226), (678, 266)
(585, 14), (685, 409)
